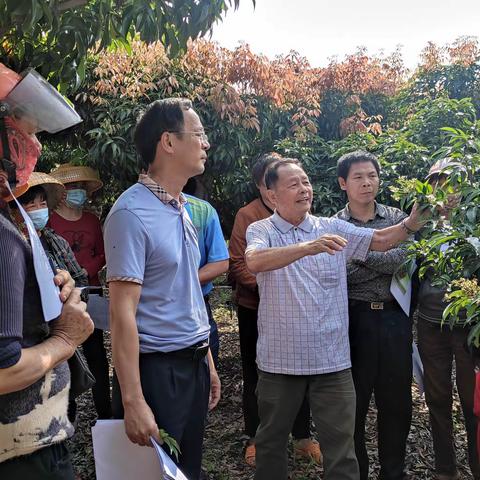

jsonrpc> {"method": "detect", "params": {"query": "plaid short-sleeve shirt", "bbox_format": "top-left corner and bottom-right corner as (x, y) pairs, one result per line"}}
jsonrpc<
(246, 212), (374, 375)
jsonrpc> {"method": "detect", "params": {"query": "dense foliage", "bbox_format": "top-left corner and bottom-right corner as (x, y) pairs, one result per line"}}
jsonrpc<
(0, 0), (251, 91)
(390, 124), (480, 344)
(34, 36), (480, 341)
(38, 38), (405, 223)
(37, 37), (479, 228)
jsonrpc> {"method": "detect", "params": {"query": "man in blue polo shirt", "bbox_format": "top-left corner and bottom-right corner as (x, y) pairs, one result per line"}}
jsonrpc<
(184, 177), (229, 367)
(104, 98), (221, 480)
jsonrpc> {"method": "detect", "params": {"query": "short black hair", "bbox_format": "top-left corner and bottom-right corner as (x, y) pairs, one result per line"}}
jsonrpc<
(134, 98), (193, 170)
(265, 158), (303, 189)
(336, 150), (380, 180)
(10, 185), (47, 209)
(251, 152), (282, 186)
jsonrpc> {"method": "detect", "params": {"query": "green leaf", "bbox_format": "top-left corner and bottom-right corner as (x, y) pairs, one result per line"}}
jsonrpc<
(468, 322), (480, 348)
(158, 429), (181, 462)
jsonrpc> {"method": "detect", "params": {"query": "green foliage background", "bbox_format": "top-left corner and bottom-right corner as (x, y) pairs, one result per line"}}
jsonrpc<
(0, 0), (250, 92)
(35, 53), (480, 235)
(13, 31), (480, 341)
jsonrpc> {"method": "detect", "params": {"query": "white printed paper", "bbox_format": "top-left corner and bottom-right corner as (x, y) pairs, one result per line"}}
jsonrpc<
(7, 184), (62, 321)
(91, 420), (162, 480)
(91, 420), (188, 480)
(390, 270), (412, 317)
(390, 259), (417, 317)
(151, 437), (188, 480)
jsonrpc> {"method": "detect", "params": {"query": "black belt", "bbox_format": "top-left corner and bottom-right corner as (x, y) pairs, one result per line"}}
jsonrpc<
(161, 340), (210, 361)
(349, 299), (401, 311)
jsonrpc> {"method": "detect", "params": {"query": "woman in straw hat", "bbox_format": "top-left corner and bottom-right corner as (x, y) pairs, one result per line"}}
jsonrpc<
(50, 163), (112, 420)
(8, 172), (89, 290)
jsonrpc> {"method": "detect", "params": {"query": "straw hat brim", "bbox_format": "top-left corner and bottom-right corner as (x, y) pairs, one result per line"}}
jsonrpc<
(5, 172), (66, 210)
(49, 164), (103, 195)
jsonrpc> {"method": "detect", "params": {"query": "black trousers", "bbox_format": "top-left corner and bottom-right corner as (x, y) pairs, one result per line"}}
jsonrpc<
(348, 302), (413, 480)
(238, 305), (311, 440)
(112, 351), (210, 480)
(0, 443), (74, 479)
(83, 328), (112, 419)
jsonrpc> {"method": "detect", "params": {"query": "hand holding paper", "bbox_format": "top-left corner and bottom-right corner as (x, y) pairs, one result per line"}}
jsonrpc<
(151, 437), (188, 480)
(54, 269), (76, 303)
(92, 420), (189, 480)
(50, 288), (93, 353)
(124, 398), (160, 446)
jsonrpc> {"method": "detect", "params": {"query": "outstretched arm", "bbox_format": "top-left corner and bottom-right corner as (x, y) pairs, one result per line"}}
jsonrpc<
(246, 234), (348, 274)
(370, 206), (424, 252)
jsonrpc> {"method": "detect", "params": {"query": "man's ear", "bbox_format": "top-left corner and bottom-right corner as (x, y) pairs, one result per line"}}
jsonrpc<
(158, 131), (175, 155)
(338, 176), (347, 191)
(266, 188), (277, 206)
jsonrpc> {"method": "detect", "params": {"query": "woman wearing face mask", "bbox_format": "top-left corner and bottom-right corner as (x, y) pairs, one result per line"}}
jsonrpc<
(8, 172), (88, 288)
(49, 163), (112, 420)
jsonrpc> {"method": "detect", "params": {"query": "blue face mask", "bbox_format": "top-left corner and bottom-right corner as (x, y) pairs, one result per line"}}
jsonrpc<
(66, 189), (87, 208)
(27, 208), (49, 231)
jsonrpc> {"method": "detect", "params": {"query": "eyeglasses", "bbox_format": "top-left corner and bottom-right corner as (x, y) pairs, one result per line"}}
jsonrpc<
(169, 131), (209, 144)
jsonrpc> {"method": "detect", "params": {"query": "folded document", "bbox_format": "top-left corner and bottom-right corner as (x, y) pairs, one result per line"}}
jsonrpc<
(91, 419), (188, 480)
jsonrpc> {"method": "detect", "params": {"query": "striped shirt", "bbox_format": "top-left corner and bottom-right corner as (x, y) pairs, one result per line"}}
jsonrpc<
(246, 212), (373, 375)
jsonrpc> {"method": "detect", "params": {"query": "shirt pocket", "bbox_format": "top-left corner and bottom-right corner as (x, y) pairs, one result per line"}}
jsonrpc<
(315, 254), (340, 289)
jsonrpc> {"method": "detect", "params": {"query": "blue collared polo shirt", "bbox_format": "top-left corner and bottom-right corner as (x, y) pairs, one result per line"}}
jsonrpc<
(104, 183), (210, 353)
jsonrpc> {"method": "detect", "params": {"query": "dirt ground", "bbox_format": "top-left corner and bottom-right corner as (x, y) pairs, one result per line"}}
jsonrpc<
(69, 289), (475, 479)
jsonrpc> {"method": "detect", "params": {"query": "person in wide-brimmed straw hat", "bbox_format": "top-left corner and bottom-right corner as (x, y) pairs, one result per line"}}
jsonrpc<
(8, 172), (65, 236)
(7, 171), (65, 211)
(8, 171), (87, 288)
(50, 163), (103, 197)
(49, 163), (112, 420)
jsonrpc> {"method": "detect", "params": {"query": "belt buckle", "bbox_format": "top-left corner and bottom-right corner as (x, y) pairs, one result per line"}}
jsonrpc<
(370, 302), (384, 310)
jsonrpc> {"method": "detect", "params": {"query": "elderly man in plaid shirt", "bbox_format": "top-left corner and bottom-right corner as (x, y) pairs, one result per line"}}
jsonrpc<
(245, 159), (425, 480)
